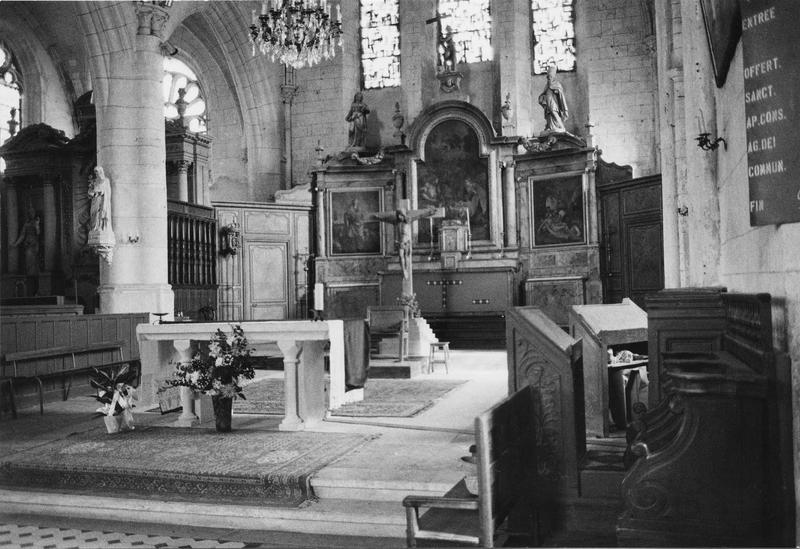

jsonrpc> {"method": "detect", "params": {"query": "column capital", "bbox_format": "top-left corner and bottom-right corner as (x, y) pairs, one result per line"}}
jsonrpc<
(281, 84), (300, 104)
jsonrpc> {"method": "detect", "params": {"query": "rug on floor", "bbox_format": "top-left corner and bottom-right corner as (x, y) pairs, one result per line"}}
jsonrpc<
(234, 378), (466, 417)
(0, 425), (374, 507)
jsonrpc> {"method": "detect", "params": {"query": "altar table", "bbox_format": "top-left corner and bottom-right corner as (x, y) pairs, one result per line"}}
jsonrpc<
(136, 320), (360, 431)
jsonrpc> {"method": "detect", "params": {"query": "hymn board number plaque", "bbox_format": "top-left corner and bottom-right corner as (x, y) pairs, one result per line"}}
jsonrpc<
(742, 0), (800, 226)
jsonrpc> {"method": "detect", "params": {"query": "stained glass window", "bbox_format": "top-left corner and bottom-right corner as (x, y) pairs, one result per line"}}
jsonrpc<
(531, 0), (576, 74)
(436, 0), (492, 65)
(162, 57), (207, 133)
(360, 0), (401, 89)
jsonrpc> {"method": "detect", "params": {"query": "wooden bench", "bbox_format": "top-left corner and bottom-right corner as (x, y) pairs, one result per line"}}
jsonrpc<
(402, 385), (537, 547)
(1, 340), (139, 418)
(367, 305), (409, 361)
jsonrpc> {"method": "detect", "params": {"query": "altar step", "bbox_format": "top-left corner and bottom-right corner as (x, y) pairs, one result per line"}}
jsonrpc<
(0, 489), (408, 539)
(367, 357), (427, 378)
(427, 315), (506, 350)
(311, 471), (455, 502)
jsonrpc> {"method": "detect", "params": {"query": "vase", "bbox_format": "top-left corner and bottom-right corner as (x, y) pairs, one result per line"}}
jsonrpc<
(211, 395), (233, 432)
(103, 414), (122, 434)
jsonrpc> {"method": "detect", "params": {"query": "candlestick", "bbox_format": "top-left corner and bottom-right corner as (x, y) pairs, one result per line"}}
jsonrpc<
(314, 282), (324, 311)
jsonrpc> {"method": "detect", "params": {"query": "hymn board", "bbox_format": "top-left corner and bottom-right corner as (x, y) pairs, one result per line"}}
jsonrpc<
(742, 0), (799, 225)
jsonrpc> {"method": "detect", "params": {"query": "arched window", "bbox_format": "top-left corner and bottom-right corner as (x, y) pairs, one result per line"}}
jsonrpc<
(0, 42), (22, 163)
(162, 57), (207, 133)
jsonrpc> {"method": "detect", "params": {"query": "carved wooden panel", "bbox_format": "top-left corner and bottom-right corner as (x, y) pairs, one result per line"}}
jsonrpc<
(245, 241), (287, 320)
(328, 284), (380, 319)
(245, 211), (291, 235)
(524, 277), (584, 327)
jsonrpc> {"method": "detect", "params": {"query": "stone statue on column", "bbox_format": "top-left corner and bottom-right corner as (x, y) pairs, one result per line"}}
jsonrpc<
(87, 166), (115, 263)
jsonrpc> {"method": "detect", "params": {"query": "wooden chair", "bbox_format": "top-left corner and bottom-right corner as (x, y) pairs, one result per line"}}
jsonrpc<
(366, 306), (409, 361)
(403, 385), (537, 547)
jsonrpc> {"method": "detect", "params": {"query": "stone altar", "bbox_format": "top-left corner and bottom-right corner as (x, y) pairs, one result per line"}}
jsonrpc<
(136, 320), (361, 431)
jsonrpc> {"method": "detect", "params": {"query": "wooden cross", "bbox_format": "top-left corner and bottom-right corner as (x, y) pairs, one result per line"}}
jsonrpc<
(373, 199), (444, 300)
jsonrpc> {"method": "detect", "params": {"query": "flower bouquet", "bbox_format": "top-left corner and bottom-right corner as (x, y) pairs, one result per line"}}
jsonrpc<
(161, 325), (254, 431)
(89, 363), (138, 434)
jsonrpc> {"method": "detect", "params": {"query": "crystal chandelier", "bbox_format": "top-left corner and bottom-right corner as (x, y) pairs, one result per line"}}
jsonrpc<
(250, 0), (343, 69)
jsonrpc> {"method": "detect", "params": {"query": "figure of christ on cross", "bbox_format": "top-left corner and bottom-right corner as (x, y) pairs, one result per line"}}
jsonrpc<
(372, 200), (444, 299)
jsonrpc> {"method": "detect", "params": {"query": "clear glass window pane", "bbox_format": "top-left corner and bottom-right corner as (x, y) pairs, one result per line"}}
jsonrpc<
(162, 58), (207, 133)
(531, 0), (576, 74)
(437, 0), (492, 64)
(360, 0), (401, 89)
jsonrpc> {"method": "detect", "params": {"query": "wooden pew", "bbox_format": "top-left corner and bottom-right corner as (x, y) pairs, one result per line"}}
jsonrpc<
(2, 341), (140, 418)
(618, 292), (794, 547)
(402, 385), (536, 548)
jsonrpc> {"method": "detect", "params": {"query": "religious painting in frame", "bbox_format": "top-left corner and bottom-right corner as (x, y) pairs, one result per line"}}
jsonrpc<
(530, 174), (586, 247)
(416, 119), (490, 245)
(700, 0), (741, 88)
(328, 188), (383, 256)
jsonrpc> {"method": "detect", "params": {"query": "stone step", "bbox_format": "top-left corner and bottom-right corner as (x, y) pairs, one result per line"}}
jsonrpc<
(367, 358), (427, 379)
(311, 470), (454, 502)
(0, 488), (408, 539)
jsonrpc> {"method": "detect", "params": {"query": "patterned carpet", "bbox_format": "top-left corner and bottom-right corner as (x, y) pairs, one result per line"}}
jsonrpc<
(0, 425), (374, 507)
(234, 378), (466, 418)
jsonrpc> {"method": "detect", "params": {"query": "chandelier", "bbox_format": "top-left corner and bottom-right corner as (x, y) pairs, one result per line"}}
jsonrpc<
(250, 0), (343, 69)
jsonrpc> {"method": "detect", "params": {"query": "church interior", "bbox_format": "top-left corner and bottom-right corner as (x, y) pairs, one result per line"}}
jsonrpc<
(0, 0), (798, 547)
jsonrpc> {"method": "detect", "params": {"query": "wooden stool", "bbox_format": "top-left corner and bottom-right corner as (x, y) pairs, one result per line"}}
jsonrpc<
(428, 342), (450, 374)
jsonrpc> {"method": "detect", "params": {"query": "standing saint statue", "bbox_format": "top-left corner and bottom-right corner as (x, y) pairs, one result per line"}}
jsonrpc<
(345, 92), (370, 151)
(88, 166), (112, 232)
(12, 205), (41, 295)
(538, 65), (569, 133)
(87, 165), (116, 263)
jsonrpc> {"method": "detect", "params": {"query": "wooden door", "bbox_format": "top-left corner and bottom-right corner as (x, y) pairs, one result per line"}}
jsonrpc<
(599, 175), (664, 308)
(243, 241), (288, 320)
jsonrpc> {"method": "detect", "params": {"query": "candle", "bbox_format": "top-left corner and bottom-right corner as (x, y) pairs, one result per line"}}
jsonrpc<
(251, 9), (256, 24)
(336, 3), (341, 20)
(262, 1), (267, 15)
(314, 282), (324, 311)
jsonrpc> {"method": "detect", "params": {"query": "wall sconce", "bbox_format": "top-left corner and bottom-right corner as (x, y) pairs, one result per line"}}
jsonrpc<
(127, 233), (140, 243)
(219, 221), (241, 256)
(677, 206), (689, 217)
(696, 132), (727, 151)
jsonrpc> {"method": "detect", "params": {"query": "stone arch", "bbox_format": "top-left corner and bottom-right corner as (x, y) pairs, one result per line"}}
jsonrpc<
(165, 2), (284, 202)
(407, 100), (497, 162)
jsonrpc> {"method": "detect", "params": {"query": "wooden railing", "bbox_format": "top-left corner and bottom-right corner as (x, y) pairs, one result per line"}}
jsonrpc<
(167, 200), (217, 318)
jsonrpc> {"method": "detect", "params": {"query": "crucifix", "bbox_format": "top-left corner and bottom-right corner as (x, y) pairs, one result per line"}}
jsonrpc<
(425, 12), (456, 72)
(373, 199), (444, 300)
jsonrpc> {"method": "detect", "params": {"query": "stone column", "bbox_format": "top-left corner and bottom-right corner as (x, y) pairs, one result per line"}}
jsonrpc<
(281, 67), (299, 190)
(277, 339), (304, 431)
(95, 9), (173, 315)
(5, 184), (18, 273)
(495, 0), (533, 136)
(42, 182), (57, 272)
(315, 185), (326, 259)
(502, 160), (517, 247)
(176, 160), (190, 202)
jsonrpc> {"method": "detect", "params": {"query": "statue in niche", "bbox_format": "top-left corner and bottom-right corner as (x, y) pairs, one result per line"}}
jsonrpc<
(538, 65), (569, 134)
(345, 92), (370, 151)
(438, 25), (457, 72)
(88, 166), (112, 232)
(12, 205), (41, 279)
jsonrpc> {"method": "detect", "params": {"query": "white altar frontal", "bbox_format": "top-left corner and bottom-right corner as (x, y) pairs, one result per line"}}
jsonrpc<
(135, 320), (362, 431)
